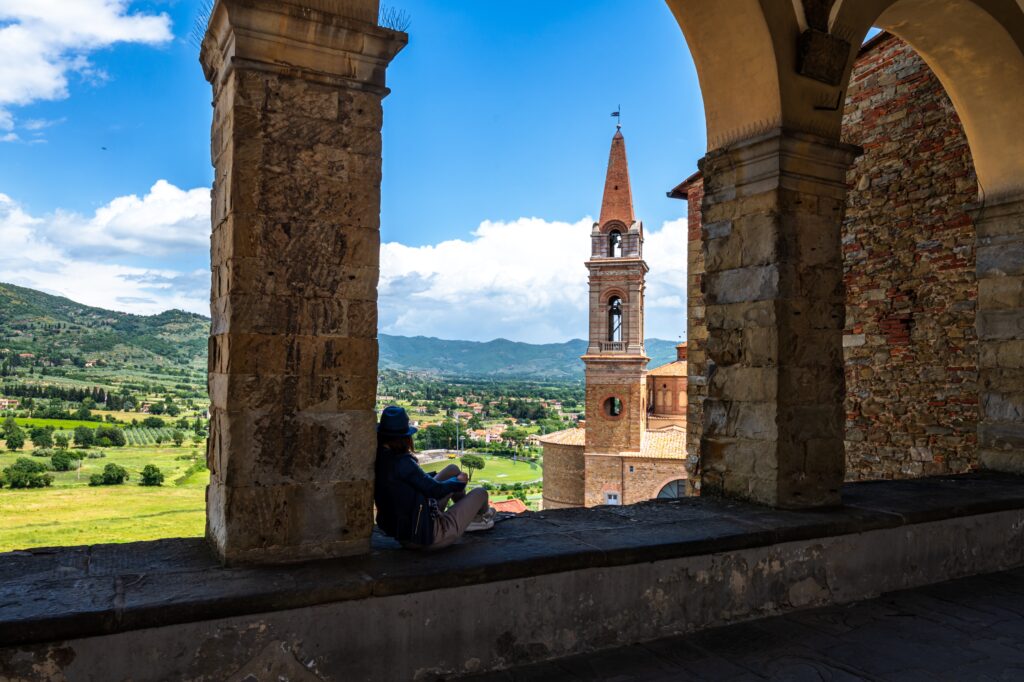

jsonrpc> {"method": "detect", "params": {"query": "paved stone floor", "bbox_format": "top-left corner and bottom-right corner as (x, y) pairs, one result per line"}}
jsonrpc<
(469, 567), (1024, 681)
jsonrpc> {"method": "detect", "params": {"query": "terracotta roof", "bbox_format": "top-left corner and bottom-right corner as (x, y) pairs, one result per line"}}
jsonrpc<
(599, 129), (635, 226)
(667, 169), (702, 199)
(492, 499), (528, 514)
(538, 428), (585, 446)
(648, 360), (688, 377)
(859, 30), (893, 56)
(637, 426), (688, 460)
(541, 426), (686, 461)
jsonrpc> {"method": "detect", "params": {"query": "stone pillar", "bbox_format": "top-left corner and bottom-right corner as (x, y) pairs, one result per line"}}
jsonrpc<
(200, 0), (405, 563)
(698, 130), (859, 509)
(972, 195), (1024, 473)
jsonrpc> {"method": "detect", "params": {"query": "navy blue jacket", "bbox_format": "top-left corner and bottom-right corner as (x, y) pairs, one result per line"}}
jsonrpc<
(374, 447), (466, 545)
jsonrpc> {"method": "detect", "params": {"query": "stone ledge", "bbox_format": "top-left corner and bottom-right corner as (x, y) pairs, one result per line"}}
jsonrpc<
(2, 472), (1024, 649)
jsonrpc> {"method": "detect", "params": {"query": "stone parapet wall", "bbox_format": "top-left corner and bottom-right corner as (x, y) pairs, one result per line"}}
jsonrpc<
(841, 35), (979, 479)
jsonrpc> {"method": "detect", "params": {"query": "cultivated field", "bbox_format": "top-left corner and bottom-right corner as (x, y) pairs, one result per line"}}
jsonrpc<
(0, 445), (207, 552)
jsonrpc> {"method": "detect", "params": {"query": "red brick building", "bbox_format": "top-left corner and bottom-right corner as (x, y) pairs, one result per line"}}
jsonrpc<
(542, 127), (688, 509)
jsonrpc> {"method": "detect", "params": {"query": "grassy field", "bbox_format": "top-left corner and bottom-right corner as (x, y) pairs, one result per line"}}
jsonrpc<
(12, 417), (110, 431)
(0, 444), (207, 551)
(0, 452), (542, 553)
(421, 454), (541, 486)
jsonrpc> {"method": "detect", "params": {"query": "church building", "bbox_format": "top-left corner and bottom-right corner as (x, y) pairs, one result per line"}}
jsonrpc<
(540, 126), (688, 509)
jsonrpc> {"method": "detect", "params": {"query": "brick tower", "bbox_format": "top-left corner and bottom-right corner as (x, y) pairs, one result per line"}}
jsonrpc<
(583, 127), (649, 456)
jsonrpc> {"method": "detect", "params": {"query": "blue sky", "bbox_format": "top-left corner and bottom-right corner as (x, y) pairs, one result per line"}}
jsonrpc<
(0, 0), (707, 343)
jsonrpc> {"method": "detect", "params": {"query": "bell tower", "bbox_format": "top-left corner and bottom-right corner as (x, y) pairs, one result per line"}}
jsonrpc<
(583, 127), (649, 455)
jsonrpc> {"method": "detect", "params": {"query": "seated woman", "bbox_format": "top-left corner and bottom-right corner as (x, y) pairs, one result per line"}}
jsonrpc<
(374, 405), (495, 550)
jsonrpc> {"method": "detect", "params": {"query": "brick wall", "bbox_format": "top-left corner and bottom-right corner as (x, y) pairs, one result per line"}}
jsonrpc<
(584, 374), (646, 454)
(841, 34), (979, 479)
(621, 458), (688, 505)
(584, 454), (623, 507)
(541, 443), (585, 509)
(685, 177), (706, 490)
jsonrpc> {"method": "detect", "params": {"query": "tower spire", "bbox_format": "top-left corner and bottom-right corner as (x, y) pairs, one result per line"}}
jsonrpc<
(598, 126), (635, 227)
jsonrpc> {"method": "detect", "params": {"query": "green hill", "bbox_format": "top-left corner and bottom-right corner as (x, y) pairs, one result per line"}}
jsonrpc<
(0, 282), (208, 370)
(0, 282), (683, 380)
(378, 334), (682, 379)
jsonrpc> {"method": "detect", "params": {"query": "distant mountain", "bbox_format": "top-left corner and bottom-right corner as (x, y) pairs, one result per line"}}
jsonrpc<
(0, 282), (208, 369)
(379, 334), (682, 379)
(0, 282), (682, 379)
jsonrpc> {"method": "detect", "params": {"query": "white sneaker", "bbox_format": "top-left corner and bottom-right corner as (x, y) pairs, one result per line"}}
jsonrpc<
(466, 506), (496, 532)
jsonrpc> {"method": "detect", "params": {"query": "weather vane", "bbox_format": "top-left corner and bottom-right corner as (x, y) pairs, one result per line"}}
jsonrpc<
(611, 105), (621, 130)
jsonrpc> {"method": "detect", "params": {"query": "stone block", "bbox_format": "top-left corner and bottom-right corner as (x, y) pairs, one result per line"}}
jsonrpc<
(981, 340), (1024, 369)
(704, 266), (780, 305)
(979, 449), (1024, 474)
(978, 240), (1024, 277)
(206, 479), (372, 564)
(979, 277), (1024, 310)
(703, 398), (778, 440)
(218, 256), (378, 300)
(709, 366), (778, 402)
(743, 327), (778, 365)
(208, 372), (376, 413)
(705, 301), (778, 331)
(979, 422), (1024, 452)
(982, 390), (1024, 422)
(782, 330), (843, 368)
(778, 367), (843, 404)
(791, 213), (841, 267)
(209, 406), (376, 486)
(977, 309), (1024, 341)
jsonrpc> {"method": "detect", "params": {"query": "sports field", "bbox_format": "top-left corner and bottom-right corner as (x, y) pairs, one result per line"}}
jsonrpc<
(421, 454), (542, 486)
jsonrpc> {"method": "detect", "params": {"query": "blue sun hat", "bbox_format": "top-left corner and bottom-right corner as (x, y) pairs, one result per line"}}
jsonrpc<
(377, 405), (418, 438)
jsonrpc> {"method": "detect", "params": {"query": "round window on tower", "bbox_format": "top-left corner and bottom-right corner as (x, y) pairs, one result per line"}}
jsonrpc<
(603, 397), (623, 418)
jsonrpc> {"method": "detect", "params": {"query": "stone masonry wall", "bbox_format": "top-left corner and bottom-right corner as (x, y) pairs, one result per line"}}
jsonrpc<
(685, 177), (706, 492)
(841, 35), (979, 479)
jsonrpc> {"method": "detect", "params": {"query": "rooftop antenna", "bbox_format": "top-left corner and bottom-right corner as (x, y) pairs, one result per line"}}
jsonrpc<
(611, 105), (621, 130)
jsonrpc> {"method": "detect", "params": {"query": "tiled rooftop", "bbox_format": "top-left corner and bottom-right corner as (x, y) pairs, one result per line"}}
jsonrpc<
(647, 359), (688, 377)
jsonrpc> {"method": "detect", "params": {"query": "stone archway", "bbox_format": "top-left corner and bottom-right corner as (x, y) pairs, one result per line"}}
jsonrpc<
(667, 0), (1024, 506)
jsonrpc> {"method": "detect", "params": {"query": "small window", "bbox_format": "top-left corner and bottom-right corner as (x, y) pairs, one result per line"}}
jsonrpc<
(608, 230), (622, 258)
(628, 465), (635, 473)
(604, 397), (622, 417)
(604, 492), (621, 505)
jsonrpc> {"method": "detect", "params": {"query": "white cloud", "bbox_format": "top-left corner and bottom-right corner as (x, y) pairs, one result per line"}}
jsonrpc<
(0, 0), (172, 132)
(0, 186), (208, 316)
(1, 183), (689, 343)
(24, 117), (64, 131)
(380, 217), (688, 344)
(47, 180), (211, 257)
